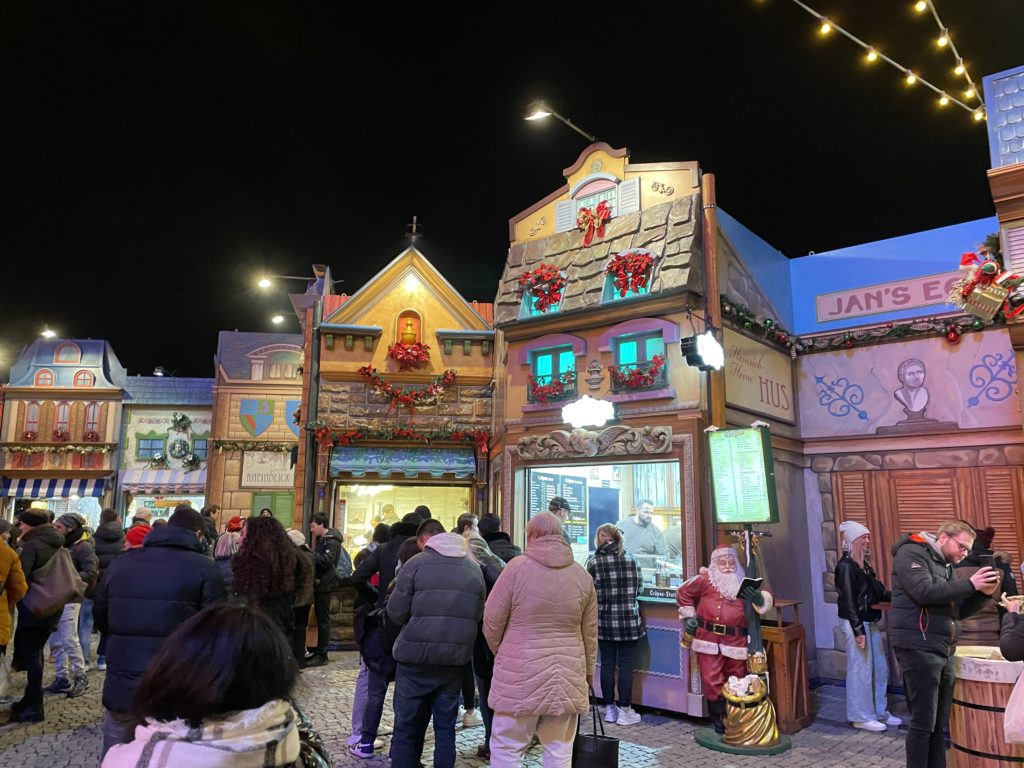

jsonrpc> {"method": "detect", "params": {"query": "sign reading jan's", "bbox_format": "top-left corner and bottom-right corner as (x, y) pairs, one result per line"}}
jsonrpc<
(815, 271), (961, 323)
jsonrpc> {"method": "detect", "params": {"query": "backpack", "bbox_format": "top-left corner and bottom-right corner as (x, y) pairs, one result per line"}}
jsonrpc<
(22, 547), (87, 619)
(334, 543), (353, 581)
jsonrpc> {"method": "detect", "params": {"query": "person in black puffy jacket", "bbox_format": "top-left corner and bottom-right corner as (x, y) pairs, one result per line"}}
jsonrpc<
(478, 514), (521, 563)
(94, 505), (225, 759)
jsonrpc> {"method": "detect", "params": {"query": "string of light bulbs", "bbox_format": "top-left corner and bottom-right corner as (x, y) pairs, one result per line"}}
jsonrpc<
(914, 0), (984, 108)
(781, 0), (986, 122)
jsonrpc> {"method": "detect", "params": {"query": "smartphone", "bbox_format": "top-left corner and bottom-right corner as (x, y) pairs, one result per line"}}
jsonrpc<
(980, 554), (995, 568)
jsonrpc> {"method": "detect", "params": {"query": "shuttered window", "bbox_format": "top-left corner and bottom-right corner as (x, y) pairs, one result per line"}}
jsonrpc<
(251, 492), (295, 529)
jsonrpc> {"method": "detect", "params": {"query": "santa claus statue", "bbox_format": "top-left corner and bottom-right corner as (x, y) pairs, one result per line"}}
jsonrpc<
(677, 546), (774, 733)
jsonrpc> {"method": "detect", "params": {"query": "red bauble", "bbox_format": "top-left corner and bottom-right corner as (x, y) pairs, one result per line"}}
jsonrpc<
(945, 326), (962, 345)
(776, 333), (788, 344)
(885, 322), (894, 329)
(843, 339), (855, 349)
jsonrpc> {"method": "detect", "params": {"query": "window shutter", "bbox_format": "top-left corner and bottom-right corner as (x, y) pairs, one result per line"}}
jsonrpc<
(554, 199), (576, 233)
(889, 470), (964, 537)
(617, 178), (641, 215)
(1007, 225), (1024, 274)
(977, 467), (1024, 570)
(251, 493), (273, 516)
(273, 492), (295, 529)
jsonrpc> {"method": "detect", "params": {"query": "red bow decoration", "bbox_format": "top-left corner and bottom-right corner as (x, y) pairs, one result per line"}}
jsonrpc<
(314, 426), (334, 450)
(577, 200), (611, 247)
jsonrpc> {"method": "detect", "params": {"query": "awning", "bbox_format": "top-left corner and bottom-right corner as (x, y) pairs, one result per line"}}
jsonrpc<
(119, 468), (208, 494)
(1, 478), (106, 498)
(330, 446), (477, 479)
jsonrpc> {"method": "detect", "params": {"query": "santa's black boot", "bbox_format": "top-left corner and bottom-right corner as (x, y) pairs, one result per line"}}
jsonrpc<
(709, 699), (726, 734)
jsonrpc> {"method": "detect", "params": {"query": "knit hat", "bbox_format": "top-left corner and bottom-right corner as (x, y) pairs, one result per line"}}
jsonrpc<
(226, 515), (244, 533)
(125, 524), (150, 547)
(840, 520), (870, 547)
(286, 529), (306, 547)
(18, 509), (49, 527)
(56, 513), (84, 531)
(133, 509), (153, 522)
(478, 515), (501, 536)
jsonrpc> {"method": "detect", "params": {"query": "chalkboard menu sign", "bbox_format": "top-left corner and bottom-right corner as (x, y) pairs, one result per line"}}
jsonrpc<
(707, 427), (779, 525)
(528, 471), (589, 545)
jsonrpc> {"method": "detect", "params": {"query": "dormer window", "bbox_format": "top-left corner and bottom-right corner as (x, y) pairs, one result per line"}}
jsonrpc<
(34, 369), (54, 387)
(54, 343), (81, 364)
(73, 370), (94, 387)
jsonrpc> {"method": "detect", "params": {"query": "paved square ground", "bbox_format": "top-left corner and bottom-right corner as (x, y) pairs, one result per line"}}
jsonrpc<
(0, 651), (912, 767)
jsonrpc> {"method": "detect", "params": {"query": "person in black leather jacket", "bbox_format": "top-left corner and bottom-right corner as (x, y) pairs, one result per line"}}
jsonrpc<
(834, 521), (898, 732)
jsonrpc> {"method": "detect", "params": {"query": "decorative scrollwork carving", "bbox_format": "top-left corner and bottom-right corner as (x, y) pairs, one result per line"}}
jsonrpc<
(517, 425), (673, 459)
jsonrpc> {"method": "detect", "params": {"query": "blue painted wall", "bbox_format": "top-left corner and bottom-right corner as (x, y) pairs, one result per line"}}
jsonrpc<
(719, 209), (794, 329)
(789, 217), (998, 335)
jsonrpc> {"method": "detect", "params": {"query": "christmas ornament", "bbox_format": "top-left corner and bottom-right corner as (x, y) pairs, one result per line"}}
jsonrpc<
(945, 325), (962, 345)
(576, 200), (611, 247)
(604, 250), (654, 297)
(386, 341), (431, 371)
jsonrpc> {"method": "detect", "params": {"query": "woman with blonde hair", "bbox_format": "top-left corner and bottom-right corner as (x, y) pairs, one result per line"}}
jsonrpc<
(484, 511), (597, 767)
(586, 523), (645, 725)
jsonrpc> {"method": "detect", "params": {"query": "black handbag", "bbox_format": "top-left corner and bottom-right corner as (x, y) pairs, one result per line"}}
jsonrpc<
(571, 685), (619, 767)
(290, 698), (335, 767)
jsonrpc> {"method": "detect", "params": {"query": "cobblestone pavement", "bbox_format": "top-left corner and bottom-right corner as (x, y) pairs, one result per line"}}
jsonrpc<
(0, 651), (915, 767)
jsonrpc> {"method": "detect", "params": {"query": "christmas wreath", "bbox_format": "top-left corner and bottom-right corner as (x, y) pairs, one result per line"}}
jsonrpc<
(518, 263), (566, 313)
(83, 430), (101, 443)
(527, 371), (576, 404)
(52, 429), (70, 442)
(358, 366), (457, 412)
(170, 412), (192, 432)
(577, 200), (611, 247)
(21, 431), (37, 442)
(387, 341), (431, 371)
(605, 250), (654, 298)
(609, 354), (666, 390)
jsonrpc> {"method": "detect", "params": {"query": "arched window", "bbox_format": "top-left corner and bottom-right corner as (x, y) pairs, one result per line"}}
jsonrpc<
(266, 351), (301, 380)
(34, 369), (54, 386)
(54, 343), (81, 364)
(25, 402), (40, 433)
(73, 370), (94, 387)
(85, 403), (99, 433)
(396, 310), (422, 345)
(55, 402), (70, 432)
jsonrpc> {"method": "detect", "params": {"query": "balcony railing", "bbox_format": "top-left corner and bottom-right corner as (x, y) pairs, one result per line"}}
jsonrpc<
(608, 357), (668, 394)
(527, 371), (578, 404)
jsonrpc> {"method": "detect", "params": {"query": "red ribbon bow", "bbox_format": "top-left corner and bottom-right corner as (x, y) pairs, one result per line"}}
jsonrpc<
(577, 200), (611, 247)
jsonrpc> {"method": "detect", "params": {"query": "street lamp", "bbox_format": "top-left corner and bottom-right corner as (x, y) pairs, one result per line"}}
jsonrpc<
(271, 314), (285, 325)
(524, 100), (599, 143)
(40, 326), (56, 339)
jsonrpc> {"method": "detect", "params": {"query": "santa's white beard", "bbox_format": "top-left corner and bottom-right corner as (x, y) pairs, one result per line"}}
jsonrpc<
(708, 566), (745, 599)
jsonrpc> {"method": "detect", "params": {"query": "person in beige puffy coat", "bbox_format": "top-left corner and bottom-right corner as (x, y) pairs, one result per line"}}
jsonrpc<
(483, 512), (598, 768)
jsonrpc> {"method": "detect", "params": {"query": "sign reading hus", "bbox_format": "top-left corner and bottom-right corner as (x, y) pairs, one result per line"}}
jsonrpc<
(815, 271), (961, 323)
(724, 328), (795, 424)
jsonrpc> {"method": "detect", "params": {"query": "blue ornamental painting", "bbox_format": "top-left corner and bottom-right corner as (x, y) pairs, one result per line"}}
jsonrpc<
(240, 399), (275, 437)
(798, 329), (1018, 439)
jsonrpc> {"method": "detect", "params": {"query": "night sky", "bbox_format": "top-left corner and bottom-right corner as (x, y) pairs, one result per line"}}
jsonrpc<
(3, 1), (1023, 379)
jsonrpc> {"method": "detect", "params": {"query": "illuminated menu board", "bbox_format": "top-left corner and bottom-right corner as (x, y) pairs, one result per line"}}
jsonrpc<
(707, 428), (779, 525)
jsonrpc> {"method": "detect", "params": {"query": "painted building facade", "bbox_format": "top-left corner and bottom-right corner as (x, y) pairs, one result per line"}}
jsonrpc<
(118, 376), (214, 522)
(0, 339), (126, 527)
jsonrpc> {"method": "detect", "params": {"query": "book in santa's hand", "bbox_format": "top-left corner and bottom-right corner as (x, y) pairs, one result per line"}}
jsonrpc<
(739, 577), (763, 596)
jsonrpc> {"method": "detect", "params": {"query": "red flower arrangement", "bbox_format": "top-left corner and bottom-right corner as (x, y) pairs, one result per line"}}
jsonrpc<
(358, 366), (457, 413)
(21, 430), (37, 442)
(609, 355), (666, 391)
(518, 263), (566, 313)
(577, 200), (612, 247)
(314, 426), (334, 450)
(527, 371), (576, 404)
(83, 430), (101, 442)
(52, 429), (70, 442)
(605, 250), (654, 298)
(451, 429), (491, 454)
(387, 341), (431, 371)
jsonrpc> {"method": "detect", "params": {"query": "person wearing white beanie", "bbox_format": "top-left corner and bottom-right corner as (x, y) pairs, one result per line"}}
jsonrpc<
(834, 521), (899, 732)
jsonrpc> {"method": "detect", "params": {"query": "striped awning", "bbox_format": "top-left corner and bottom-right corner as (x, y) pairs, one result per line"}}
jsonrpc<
(1, 478), (106, 498)
(119, 468), (207, 494)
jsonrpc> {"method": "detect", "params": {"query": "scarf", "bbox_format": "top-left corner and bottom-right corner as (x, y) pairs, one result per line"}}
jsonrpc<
(101, 699), (300, 768)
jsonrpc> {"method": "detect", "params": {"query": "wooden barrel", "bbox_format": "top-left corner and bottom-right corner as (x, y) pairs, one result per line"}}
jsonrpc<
(950, 646), (1024, 767)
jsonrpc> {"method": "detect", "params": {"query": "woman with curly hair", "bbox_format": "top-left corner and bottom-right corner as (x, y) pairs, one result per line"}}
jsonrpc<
(231, 517), (299, 648)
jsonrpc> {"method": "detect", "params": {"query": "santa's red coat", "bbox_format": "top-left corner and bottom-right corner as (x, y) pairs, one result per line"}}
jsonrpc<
(676, 572), (766, 655)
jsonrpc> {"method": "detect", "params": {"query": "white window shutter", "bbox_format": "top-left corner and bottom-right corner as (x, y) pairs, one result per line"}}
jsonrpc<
(1007, 226), (1024, 274)
(617, 177), (641, 215)
(554, 199), (576, 233)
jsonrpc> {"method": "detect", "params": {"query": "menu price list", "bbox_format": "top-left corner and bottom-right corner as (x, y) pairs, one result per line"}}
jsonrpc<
(708, 428), (772, 524)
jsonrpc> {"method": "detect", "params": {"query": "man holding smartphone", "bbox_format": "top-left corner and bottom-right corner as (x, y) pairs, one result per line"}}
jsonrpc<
(890, 521), (1002, 768)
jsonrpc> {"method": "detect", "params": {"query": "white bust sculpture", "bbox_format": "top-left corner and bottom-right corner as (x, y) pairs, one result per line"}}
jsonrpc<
(894, 358), (929, 416)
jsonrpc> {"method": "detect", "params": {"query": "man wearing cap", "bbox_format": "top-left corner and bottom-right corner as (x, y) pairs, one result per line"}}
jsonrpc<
(95, 504), (225, 758)
(548, 497), (574, 546)
(676, 546), (773, 733)
(43, 514), (98, 699)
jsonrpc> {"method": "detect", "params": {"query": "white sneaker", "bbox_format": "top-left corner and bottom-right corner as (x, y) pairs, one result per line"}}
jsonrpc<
(885, 715), (902, 727)
(616, 706), (642, 726)
(853, 719), (887, 732)
(347, 734), (362, 747)
(462, 708), (482, 727)
(604, 704), (619, 723)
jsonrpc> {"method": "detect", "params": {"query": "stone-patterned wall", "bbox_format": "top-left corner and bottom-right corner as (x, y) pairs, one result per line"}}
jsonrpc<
(318, 380), (492, 432)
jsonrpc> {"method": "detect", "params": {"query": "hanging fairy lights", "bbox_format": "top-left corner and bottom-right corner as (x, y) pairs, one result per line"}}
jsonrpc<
(775, 0), (985, 122)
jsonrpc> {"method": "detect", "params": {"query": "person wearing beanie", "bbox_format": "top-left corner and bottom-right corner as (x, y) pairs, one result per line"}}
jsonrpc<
(834, 520), (899, 733)
(125, 509), (152, 550)
(478, 514), (521, 564)
(94, 503), (225, 757)
(44, 513), (99, 699)
(11, 510), (65, 723)
(226, 515), (245, 533)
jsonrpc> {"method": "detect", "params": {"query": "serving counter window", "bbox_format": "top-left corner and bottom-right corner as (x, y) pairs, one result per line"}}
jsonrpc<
(523, 461), (683, 602)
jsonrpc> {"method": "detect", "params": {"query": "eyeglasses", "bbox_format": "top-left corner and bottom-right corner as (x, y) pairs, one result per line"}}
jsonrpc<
(951, 538), (972, 554)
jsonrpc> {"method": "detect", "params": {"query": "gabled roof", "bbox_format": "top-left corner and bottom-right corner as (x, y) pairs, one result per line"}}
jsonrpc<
(7, 339), (126, 388)
(123, 376), (214, 405)
(215, 331), (303, 381)
(324, 245), (492, 330)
